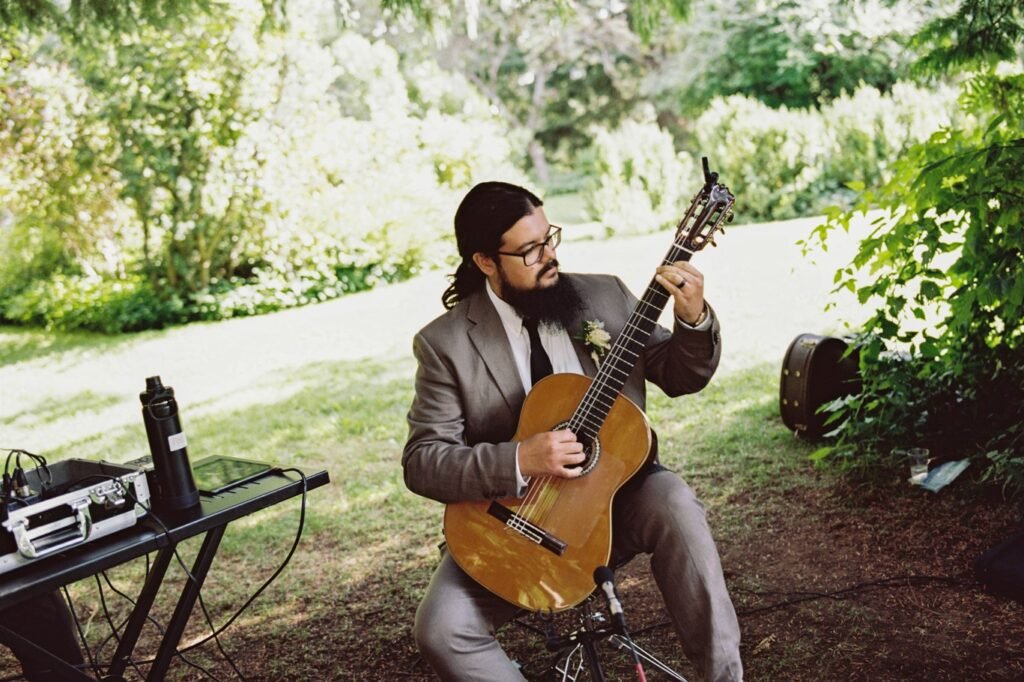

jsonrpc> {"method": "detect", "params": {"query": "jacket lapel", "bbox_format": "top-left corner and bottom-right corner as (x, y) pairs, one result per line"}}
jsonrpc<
(565, 274), (599, 377)
(466, 290), (526, 415)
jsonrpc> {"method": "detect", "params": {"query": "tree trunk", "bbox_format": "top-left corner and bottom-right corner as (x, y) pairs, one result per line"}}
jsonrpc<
(528, 138), (550, 185)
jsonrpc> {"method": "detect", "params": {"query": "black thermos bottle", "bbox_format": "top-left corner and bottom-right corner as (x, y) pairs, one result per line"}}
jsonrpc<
(140, 376), (200, 510)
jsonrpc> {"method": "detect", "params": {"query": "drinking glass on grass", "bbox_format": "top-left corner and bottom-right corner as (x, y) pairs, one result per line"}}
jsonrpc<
(907, 448), (930, 483)
(893, 447), (930, 484)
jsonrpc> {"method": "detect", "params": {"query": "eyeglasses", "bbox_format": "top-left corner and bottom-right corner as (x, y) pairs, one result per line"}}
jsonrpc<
(496, 226), (562, 266)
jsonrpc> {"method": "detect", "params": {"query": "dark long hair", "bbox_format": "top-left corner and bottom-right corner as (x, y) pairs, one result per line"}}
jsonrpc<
(442, 181), (543, 310)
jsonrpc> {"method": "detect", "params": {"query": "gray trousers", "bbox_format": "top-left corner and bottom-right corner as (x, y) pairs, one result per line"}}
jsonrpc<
(413, 470), (743, 681)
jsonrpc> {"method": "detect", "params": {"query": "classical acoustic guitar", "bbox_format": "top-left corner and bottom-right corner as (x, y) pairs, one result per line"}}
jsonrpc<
(444, 158), (736, 612)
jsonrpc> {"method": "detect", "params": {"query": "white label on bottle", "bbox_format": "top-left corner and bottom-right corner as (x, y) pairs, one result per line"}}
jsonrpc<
(168, 432), (187, 452)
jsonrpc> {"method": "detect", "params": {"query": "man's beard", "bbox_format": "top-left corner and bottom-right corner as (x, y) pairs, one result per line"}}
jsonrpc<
(498, 260), (583, 330)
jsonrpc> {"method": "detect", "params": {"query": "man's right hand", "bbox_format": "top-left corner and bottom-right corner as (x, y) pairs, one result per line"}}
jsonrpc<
(518, 429), (586, 479)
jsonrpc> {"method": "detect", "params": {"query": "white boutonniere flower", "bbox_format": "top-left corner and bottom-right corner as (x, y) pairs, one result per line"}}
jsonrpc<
(579, 319), (612, 366)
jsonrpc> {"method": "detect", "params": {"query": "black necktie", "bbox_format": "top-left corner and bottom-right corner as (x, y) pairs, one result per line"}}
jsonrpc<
(524, 317), (553, 385)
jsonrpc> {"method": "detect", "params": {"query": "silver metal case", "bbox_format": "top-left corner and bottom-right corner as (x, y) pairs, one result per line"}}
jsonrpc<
(1, 459), (151, 575)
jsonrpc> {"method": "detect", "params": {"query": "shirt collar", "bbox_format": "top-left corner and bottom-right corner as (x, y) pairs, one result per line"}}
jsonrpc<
(485, 279), (527, 337)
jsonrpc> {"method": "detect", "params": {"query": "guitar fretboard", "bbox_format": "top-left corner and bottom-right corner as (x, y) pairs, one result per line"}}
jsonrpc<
(567, 241), (695, 444)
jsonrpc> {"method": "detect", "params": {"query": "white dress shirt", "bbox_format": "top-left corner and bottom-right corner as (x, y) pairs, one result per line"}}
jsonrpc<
(485, 280), (584, 391)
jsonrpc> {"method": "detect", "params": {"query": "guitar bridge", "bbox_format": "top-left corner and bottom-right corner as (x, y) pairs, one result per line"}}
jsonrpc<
(487, 501), (567, 556)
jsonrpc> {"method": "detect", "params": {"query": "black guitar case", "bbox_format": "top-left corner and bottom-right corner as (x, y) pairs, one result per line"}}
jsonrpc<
(779, 333), (861, 438)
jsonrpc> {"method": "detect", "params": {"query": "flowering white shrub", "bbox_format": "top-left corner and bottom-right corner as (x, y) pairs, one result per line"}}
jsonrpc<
(584, 117), (697, 235)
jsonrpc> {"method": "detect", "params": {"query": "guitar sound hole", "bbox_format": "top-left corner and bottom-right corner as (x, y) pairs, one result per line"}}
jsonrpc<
(554, 421), (600, 477)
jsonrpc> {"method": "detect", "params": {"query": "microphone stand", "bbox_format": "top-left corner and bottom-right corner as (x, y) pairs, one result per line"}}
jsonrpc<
(542, 598), (612, 682)
(594, 565), (647, 682)
(535, 595), (689, 682)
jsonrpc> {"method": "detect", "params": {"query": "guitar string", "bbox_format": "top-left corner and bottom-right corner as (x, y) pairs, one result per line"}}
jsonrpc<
(529, 240), (696, 530)
(487, 194), (729, 596)
(516, 476), (548, 525)
(566, 240), (694, 436)
(510, 236), (697, 533)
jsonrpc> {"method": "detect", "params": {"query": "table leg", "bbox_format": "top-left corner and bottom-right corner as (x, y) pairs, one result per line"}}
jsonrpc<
(147, 525), (226, 681)
(105, 548), (175, 681)
(0, 624), (94, 681)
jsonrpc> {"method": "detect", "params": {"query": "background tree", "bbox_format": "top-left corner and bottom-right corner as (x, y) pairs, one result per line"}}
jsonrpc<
(0, 0), (219, 33)
(645, 0), (952, 124)
(406, 0), (646, 186)
(0, 0), (521, 330)
(808, 0), (1024, 493)
(73, 7), (268, 295)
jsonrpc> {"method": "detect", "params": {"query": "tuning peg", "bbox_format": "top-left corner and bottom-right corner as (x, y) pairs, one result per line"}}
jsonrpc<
(709, 237), (717, 247)
(726, 210), (734, 223)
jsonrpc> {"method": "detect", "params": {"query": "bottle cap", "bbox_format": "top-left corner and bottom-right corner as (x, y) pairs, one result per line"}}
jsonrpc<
(140, 375), (174, 405)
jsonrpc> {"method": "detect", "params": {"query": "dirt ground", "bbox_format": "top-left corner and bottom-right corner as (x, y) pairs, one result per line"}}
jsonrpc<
(497, 477), (1024, 682)
(261, 472), (1024, 681)
(2, 469), (1022, 681)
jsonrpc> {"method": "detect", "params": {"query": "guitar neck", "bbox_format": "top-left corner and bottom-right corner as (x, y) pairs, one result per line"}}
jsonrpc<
(567, 242), (695, 443)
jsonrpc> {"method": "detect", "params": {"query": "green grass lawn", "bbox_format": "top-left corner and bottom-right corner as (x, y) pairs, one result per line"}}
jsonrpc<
(0, 326), (157, 366)
(3, 316), (1021, 679)
(5, 349), (828, 678)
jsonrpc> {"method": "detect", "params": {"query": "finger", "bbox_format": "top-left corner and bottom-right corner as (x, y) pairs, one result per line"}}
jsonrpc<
(667, 263), (704, 287)
(552, 429), (578, 443)
(656, 267), (691, 288)
(556, 449), (584, 463)
(656, 273), (687, 295)
(663, 260), (704, 280)
(672, 261), (703, 275)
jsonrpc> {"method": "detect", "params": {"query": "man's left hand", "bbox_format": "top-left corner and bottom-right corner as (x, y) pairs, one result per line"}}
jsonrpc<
(655, 261), (705, 325)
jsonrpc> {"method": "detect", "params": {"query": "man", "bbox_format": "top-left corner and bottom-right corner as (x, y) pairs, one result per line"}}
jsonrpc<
(403, 181), (743, 681)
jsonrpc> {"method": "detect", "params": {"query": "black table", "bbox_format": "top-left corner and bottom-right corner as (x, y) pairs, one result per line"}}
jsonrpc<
(0, 467), (330, 680)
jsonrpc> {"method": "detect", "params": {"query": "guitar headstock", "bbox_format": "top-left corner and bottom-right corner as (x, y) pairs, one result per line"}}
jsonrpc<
(674, 157), (735, 253)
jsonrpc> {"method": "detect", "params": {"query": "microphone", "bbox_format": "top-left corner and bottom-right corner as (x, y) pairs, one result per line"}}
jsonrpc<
(593, 565), (626, 632)
(594, 565), (648, 681)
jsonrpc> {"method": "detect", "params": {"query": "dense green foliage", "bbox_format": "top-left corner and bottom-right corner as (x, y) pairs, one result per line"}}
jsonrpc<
(0, 0), (980, 335)
(694, 82), (958, 221)
(808, 0), (1024, 494)
(580, 80), (958, 230)
(645, 0), (951, 114)
(0, 0), (222, 34)
(0, 1), (520, 332)
(581, 113), (698, 235)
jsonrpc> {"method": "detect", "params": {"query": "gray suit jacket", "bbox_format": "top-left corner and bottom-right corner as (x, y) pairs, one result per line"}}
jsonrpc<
(403, 272), (722, 504)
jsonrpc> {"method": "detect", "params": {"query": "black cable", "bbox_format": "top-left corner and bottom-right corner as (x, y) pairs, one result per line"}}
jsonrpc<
(97, 570), (220, 680)
(617, 620), (647, 681)
(1, 448), (50, 493)
(194, 589), (245, 681)
(67, 471), (241, 679)
(23, 466), (306, 680)
(92, 574), (149, 680)
(82, 468), (308, 677)
(168, 467), (308, 658)
(105, 478), (246, 680)
(61, 585), (98, 674)
(735, 573), (971, 617)
(94, 573), (120, 647)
